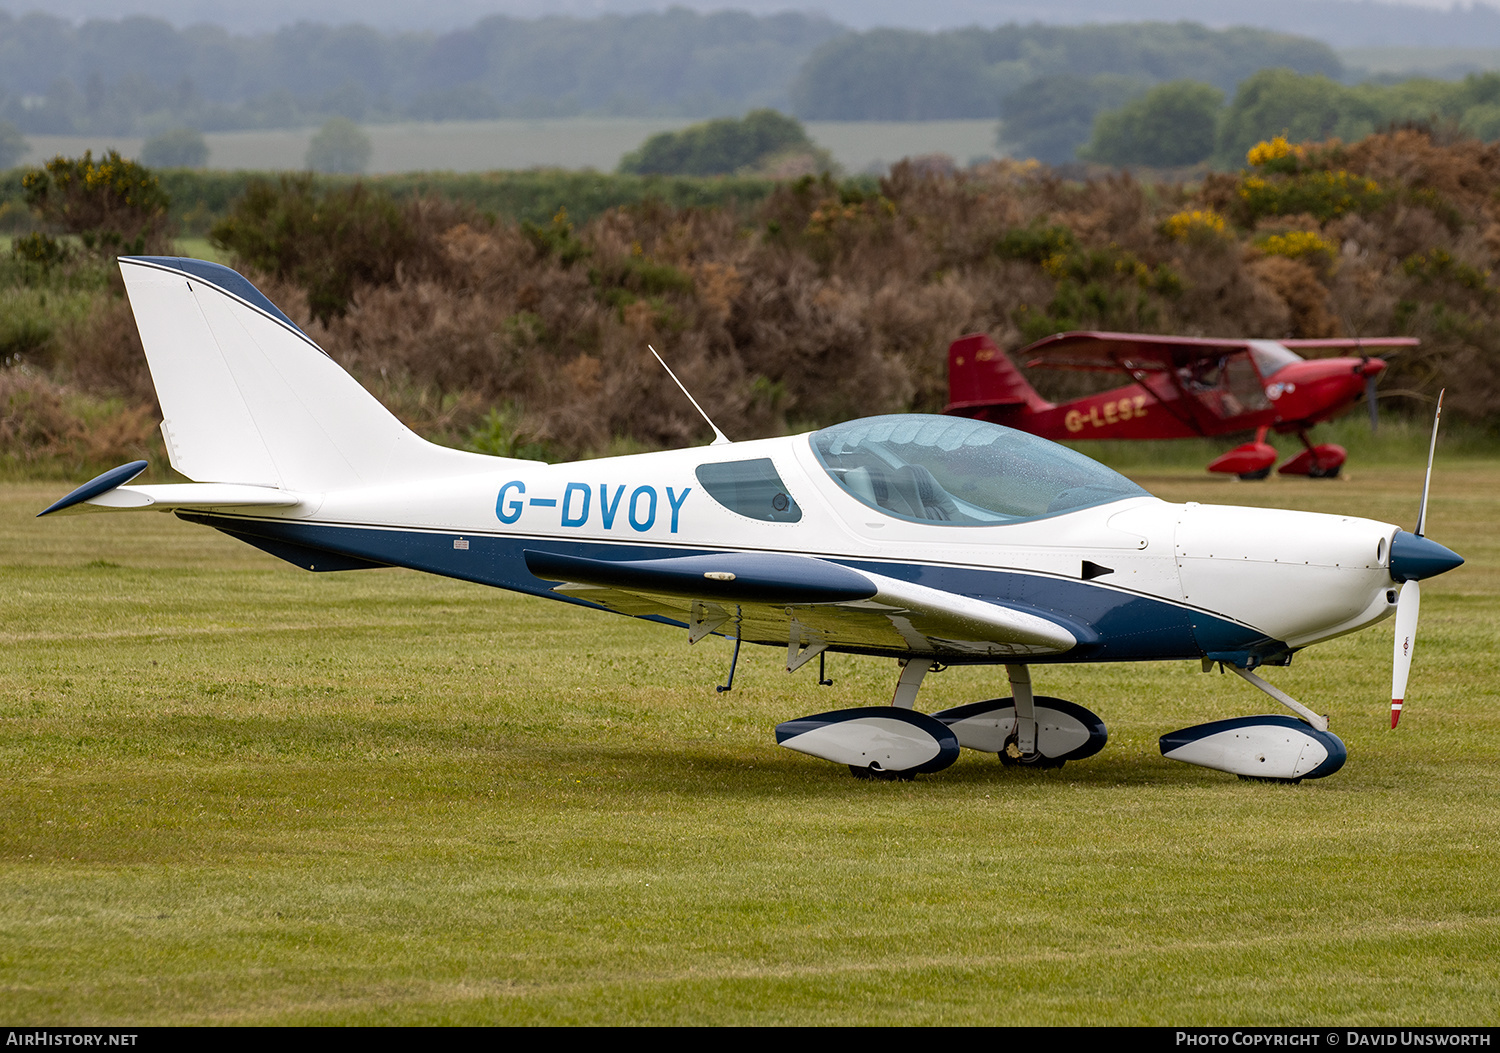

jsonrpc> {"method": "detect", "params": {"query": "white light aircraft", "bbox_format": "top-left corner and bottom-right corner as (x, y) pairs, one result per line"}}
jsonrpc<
(40, 258), (1466, 782)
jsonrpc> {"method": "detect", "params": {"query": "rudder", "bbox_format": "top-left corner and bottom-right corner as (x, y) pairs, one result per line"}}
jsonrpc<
(120, 256), (500, 491)
(944, 333), (1051, 417)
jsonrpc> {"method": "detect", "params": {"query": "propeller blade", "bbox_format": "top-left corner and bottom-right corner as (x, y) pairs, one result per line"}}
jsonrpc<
(1415, 389), (1444, 538)
(1391, 579), (1421, 728)
(1392, 390), (1445, 729)
(1366, 373), (1379, 433)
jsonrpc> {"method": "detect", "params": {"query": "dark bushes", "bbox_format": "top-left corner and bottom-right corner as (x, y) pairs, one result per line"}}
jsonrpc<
(21, 151), (172, 255)
(9, 128), (1500, 474)
(210, 176), (437, 322)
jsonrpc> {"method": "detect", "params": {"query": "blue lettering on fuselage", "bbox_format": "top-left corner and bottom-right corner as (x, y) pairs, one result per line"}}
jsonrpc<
(628, 485), (656, 531)
(561, 483), (590, 527)
(495, 481), (691, 533)
(496, 480), (525, 524)
(600, 484), (625, 528)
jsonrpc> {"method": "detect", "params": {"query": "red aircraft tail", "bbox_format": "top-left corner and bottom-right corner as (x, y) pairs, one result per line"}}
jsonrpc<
(944, 333), (1052, 418)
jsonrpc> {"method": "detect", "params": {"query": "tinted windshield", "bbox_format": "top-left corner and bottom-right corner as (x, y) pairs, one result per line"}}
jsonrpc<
(811, 415), (1149, 525)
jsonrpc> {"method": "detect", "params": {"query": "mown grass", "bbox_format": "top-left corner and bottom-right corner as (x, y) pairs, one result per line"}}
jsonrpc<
(1065, 408), (1500, 471)
(1, 462), (1497, 1025)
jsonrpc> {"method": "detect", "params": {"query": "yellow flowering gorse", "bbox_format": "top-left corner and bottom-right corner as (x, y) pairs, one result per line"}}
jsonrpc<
(1247, 136), (1295, 167)
(1162, 209), (1227, 241)
(1259, 229), (1338, 262)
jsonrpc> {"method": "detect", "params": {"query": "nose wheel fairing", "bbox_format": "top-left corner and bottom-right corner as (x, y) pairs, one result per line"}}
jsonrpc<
(1160, 716), (1346, 782)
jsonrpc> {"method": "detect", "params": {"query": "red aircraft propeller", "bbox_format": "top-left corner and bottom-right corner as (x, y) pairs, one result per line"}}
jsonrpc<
(943, 331), (1417, 478)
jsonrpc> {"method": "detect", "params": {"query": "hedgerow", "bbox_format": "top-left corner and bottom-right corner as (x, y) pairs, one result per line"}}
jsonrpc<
(5, 127), (1500, 473)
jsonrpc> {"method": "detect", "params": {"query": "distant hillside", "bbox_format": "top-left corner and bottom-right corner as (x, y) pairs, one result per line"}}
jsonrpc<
(919, 0), (1500, 49)
(0, 9), (844, 134)
(24, 0), (1500, 48)
(8, 4), (1500, 143)
(0, 9), (1351, 140)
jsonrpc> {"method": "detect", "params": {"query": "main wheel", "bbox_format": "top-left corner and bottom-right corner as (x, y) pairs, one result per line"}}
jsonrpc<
(999, 741), (1067, 769)
(1237, 467), (1272, 481)
(849, 764), (916, 781)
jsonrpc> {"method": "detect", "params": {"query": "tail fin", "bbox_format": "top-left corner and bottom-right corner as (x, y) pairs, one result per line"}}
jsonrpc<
(944, 333), (1051, 416)
(120, 257), (500, 491)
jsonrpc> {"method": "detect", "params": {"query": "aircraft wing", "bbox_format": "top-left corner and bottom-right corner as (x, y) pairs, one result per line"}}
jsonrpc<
(1018, 331), (1260, 372)
(524, 550), (1078, 660)
(1020, 331), (1419, 372)
(1018, 331), (1290, 435)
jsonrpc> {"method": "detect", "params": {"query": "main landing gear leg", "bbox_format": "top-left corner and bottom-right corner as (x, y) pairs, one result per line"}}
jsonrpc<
(890, 658), (932, 709)
(1007, 663), (1036, 757)
(994, 663), (1070, 768)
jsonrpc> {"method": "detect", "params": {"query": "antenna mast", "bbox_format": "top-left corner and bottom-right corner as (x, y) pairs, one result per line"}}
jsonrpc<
(649, 344), (731, 446)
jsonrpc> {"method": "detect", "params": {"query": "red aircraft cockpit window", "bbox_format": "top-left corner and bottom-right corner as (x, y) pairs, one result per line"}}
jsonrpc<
(1175, 350), (1271, 419)
(1246, 340), (1302, 378)
(1223, 351), (1271, 413)
(811, 414), (1149, 526)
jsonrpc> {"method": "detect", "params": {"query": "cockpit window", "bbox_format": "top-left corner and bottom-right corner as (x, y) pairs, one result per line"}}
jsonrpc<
(696, 458), (802, 522)
(811, 415), (1149, 525)
(1177, 350), (1270, 416)
(1247, 340), (1302, 378)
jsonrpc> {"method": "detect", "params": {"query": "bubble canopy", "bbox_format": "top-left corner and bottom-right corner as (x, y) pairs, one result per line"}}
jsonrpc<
(810, 414), (1150, 526)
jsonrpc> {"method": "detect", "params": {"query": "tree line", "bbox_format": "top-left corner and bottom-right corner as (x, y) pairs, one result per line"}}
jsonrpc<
(0, 9), (843, 135)
(0, 11), (1345, 141)
(1076, 68), (1500, 169)
(10, 8), (1500, 176)
(791, 23), (1342, 121)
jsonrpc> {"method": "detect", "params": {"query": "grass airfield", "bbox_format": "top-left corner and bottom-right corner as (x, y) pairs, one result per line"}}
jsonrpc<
(1, 457), (1498, 1025)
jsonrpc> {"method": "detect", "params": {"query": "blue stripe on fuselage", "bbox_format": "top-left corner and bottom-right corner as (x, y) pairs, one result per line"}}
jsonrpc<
(177, 513), (1286, 664)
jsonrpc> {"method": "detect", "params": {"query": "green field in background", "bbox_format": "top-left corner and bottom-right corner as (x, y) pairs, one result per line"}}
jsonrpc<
(1, 462), (1496, 1024)
(15, 118), (1004, 178)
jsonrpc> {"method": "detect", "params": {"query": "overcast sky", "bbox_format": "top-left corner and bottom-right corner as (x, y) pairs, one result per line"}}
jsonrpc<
(9, 0), (1474, 35)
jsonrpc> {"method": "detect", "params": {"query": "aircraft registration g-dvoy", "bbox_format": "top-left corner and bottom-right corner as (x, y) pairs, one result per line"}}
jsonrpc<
(41, 258), (1466, 782)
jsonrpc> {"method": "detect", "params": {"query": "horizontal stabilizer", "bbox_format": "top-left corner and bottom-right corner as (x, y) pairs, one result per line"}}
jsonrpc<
(37, 460), (148, 516)
(38, 461), (307, 517)
(74, 483), (306, 515)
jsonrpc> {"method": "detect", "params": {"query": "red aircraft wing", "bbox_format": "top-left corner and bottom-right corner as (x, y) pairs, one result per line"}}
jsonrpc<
(1018, 331), (1282, 437)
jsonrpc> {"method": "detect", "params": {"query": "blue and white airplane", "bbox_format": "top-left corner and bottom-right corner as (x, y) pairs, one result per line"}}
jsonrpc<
(40, 257), (1465, 782)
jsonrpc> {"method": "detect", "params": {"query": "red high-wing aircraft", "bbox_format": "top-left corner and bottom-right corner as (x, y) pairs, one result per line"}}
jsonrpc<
(943, 331), (1416, 478)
